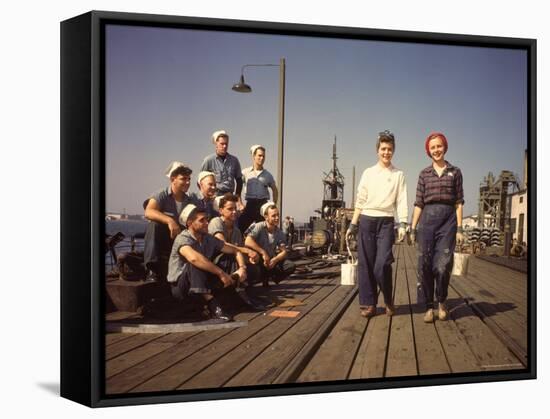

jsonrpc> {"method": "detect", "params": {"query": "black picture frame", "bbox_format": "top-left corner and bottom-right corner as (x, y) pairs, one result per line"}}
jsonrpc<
(61, 10), (536, 407)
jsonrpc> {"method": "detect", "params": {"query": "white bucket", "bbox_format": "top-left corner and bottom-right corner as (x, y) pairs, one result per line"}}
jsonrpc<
(452, 251), (470, 276)
(341, 238), (357, 286)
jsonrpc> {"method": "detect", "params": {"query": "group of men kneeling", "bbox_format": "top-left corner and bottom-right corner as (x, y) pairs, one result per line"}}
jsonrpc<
(142, 163), (295, 322)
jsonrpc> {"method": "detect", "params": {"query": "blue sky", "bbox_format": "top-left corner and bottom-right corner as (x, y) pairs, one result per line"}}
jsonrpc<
(106, 24), (527, 222)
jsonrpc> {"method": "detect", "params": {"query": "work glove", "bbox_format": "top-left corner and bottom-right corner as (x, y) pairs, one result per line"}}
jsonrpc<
(410, 228), (417, 246)
(346, 223), (359, 242)
(397, 222), (407, 243)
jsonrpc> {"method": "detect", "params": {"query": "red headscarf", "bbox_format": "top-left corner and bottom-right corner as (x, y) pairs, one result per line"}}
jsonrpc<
(425, 132), (448, 157)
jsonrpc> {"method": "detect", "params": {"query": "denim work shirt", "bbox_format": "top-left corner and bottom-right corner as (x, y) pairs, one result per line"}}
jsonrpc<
(201, 153), (242, 194)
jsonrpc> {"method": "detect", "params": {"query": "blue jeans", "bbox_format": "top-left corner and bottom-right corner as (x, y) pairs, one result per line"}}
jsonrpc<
(416, 204), (457, 309)
(357, 215), (395, 307)
(143, 221), (173, 280)
(255, 256), (296, 286)
(171, 253), (234, 300)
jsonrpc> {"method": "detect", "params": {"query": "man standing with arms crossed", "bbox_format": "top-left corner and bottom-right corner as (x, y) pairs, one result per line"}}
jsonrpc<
(201, 130), (244, 211)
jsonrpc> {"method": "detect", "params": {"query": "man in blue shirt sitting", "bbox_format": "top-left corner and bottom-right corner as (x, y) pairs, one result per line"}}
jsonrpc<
(143, 162), (193, 283)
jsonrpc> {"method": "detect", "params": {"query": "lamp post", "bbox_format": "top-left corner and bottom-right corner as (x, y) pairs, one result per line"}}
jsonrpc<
(232, 58), (286, 224)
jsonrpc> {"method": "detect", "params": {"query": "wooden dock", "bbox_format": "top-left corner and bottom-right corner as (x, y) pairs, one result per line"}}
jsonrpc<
(105, 245), (528, 394)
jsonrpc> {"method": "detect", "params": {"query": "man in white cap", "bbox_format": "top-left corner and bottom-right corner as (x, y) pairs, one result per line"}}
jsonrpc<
(189, 171), (219, 220)
(167, 204), (250, 321)
(200, 130), (244, 210)
(244, 202), (295, 287)
(142, 162), (193, 283)
(209, 193), (265, 311)
(239, 145), (278, 233)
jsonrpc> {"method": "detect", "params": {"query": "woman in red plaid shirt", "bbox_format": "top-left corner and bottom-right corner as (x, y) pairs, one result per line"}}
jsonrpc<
(410, 132), (465, 323)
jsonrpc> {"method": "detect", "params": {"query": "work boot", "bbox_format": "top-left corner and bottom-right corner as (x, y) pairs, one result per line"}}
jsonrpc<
(207, 298), (232, 322)
(360, 305), (376, 318)
(423, 308), (434, 323)
(438, 302), (449, 321)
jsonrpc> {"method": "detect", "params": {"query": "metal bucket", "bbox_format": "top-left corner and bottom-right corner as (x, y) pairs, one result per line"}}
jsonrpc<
(341, 238), (357, 286)
(452, 250), (470, 276)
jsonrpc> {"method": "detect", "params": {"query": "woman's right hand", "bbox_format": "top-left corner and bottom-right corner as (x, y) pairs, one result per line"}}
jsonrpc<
(346, 223), (359, 242)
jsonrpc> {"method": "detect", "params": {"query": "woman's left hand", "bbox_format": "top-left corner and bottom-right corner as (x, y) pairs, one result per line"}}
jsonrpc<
(456, 232), (464, 246)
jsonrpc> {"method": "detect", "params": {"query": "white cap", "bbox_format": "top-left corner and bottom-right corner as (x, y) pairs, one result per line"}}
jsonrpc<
(211, 130), (228, 144)
(197, 171), (216, 184)
(179, 204), (198, 226)
(260, 201), (276, 217)
(250, 144), (263, 155)
(212, 195), (224, 213)
(164, 161), (187, 178)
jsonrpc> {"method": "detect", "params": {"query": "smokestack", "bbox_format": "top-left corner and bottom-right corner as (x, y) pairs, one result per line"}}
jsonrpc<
(523, 150), (527, 189)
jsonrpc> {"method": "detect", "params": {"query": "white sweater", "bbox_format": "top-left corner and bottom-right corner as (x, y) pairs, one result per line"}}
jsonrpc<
(355, 163), (408, 223)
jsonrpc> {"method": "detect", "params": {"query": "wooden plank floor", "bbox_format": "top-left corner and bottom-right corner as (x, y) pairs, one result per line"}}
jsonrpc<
(106, 245), (528, 394)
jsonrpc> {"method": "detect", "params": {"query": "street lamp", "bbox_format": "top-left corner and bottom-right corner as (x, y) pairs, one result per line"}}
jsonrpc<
(232, 58), (286, 224)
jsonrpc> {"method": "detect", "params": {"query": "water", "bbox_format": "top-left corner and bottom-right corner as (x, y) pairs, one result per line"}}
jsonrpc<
(106, 219), (148, 236)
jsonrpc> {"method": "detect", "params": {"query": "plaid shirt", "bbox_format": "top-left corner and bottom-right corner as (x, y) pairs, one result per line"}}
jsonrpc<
(414, 161), (464, 208)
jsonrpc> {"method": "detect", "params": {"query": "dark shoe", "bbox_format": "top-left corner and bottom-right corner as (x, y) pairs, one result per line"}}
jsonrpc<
(237, 289), (266, 311)
(207, 298), (232, 322)
(360, 305), (376, 318)
(385, 303), (395, 317)
(144, 270), (158, 284)
(272, 276), (283, 285)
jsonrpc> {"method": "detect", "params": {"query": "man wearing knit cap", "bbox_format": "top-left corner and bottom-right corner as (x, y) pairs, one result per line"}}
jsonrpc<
(245, 202), (296, 287)
(200, 130), (244, 210)
(143, 161), (193, 283)
(239, 144), (278, 233)
(189, 171), (219, 220)
(167, 204), (251, 321)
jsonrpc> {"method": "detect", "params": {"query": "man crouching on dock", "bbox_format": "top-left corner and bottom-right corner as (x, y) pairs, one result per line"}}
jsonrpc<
(167, 204), (248, 322)
(245, 202), (296, 287)
(210, 193), (266, 311)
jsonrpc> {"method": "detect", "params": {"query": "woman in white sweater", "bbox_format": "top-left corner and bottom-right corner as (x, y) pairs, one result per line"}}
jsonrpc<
(346, 131), (408, 318)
